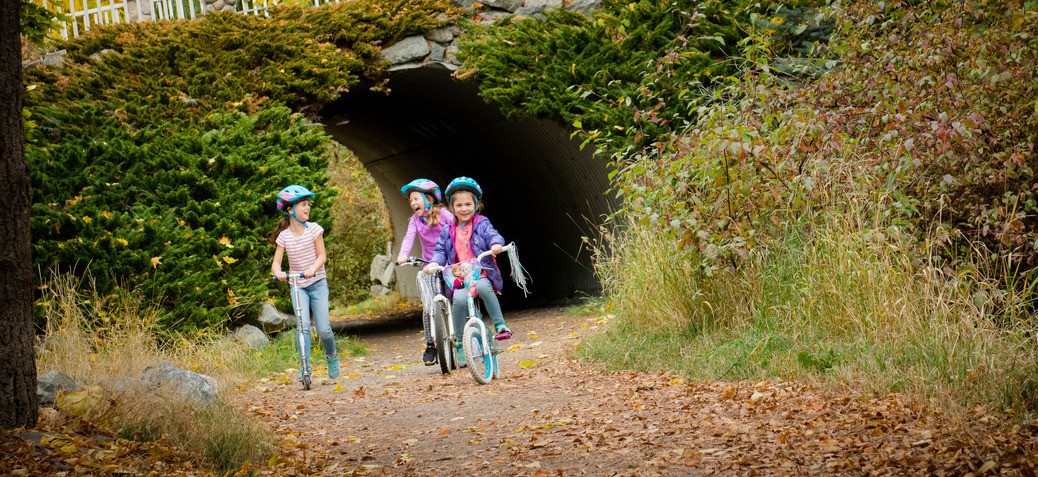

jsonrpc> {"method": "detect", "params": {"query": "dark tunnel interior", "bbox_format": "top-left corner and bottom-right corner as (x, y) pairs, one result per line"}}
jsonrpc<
(320, 65), (616, 309)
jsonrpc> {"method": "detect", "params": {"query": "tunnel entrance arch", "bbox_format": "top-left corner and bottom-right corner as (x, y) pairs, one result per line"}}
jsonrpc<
(321, 65), (614, 308)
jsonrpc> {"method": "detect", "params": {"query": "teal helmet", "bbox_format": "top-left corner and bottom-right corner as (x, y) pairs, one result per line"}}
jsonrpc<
(276, 185), (315, 212)
(276, 185), (315, 227)
(444, 176), (483, 205)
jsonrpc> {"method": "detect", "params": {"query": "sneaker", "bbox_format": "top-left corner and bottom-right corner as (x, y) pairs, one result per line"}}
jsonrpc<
(326, 354), (341, 379)
(455, 344), (467, 368)
(422, 344), (436, 366)
(494, 323), (512, 341)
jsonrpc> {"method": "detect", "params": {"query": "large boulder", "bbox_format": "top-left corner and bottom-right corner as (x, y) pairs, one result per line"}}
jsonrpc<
(370, 254), (390, 282)
(382, 36), (431, 65)
(141, 362), (219, 404)
(234, 324), (269, 349)
(258, 302), (294, 333)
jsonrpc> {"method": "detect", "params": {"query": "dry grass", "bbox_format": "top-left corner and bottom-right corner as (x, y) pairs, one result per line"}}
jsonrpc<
(34, 274), (274, 472)
(586, 210), (1038, 417)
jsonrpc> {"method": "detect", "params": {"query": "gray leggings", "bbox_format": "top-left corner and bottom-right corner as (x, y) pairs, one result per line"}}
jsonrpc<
(451, 277), (505, 338)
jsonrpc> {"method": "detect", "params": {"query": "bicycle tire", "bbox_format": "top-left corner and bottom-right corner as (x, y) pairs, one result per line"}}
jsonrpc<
(491, 341), (501, 379)
(433, 301), (451, 375)
(463, 322), (494, 384)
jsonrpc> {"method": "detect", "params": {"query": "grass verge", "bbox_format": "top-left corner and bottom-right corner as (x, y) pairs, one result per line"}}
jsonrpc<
(34, 273), (366, 473)
(581, 215), (1038, 417)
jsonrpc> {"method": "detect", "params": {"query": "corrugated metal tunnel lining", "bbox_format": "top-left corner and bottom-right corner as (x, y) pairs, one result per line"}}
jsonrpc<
(321, 65), (615, 308)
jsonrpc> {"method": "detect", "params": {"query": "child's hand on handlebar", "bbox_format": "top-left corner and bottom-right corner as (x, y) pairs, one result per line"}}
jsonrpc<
(491, 244), (503, 256)
(273, 271), (288, 281)
(423, 263), (438, 275)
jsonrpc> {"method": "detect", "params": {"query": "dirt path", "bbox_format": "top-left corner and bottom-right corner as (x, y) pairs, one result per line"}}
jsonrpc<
(231, 308), (1038, 476)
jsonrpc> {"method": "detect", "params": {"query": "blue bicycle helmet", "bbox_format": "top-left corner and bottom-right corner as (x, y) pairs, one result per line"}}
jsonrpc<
(276, 185), (315, 226)
(444, 176), (483, 206)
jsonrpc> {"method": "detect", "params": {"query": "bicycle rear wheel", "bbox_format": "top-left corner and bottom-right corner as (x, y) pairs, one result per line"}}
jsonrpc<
(463, 322), (494, 384)
(433, 301), (451, 375)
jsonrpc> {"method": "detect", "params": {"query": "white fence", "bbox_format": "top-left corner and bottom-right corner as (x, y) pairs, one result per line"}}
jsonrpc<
(33, 0), (339, 40)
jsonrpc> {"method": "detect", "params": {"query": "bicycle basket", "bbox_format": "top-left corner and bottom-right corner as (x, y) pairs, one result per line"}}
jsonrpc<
(444, 259), (482, 291)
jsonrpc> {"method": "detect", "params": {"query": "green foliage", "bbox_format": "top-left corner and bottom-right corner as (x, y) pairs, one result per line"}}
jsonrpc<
(456, 0), (830, 153)
(815, 1), (1038, 280)
(29, 106), (331, 331)
(325, 144), (392, 305)
(606, 0), (1038, 288)
(796, 348), (841, 373)
(24, 0), (454, 334)
(21, 0), (58, 46)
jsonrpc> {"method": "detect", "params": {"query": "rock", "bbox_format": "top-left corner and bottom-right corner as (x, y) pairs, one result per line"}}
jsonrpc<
(483, 0), (522, 12)
(371, 284), (392, 297)
(370, 254), (390, 281)
(379, 260), (396, 287)
(258, 302), (295, 333)
(141, 362), (219, 404)
(234, 324), (269, 348)
(42, 50), (67, 68)
(37, 370), (80, 407)
(381, 36), (431, 65)
(424, 26), (455, 43)
(430, 42), (447, 62)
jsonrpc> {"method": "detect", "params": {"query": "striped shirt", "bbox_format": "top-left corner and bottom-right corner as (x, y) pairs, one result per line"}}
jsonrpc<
(276, 222), (326, 288)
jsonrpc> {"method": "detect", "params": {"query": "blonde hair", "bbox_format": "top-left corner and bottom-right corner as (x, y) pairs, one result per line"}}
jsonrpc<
(426, 201), (446, 227)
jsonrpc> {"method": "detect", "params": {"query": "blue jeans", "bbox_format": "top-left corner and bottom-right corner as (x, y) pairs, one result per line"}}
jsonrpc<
(291, 278), (337, 357)
(451, 277), (505, 336)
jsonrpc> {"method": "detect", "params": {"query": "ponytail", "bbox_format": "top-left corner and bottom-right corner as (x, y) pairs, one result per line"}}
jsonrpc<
(426, 202), (446, 227)
(268, 216), (291, 245)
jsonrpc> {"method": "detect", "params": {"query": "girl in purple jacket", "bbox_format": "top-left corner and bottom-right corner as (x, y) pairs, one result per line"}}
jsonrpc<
(424, 177), (512, 367)
(397, 179), (454, 365)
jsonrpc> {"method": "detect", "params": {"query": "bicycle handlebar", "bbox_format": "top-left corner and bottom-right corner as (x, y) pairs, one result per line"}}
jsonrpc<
(423, 243), (514, 274)
(402, 256), (431, 266)
(271, 272), (306, 282)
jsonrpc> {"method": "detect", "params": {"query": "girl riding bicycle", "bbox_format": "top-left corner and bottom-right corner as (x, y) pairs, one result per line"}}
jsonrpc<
(269, 185), (340, 379)
(424, 176), (512, 367)
(396, 178), (454, 365)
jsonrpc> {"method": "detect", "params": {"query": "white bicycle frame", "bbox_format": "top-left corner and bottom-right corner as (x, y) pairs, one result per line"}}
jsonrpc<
(407, 259), (456, 373)
(426, 244), (516, 384)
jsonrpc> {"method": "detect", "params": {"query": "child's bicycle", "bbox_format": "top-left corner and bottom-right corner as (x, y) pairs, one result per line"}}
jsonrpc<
(402, 257), (456, 375)
(272, 272), (313, 390)
(421, 243), (530, 384)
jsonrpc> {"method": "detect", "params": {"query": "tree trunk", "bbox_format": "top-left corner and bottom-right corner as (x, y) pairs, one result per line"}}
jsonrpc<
(0, 0), (39, 428)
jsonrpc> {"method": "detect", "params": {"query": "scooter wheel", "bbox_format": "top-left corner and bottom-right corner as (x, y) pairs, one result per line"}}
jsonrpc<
(302, 375), (312, 390)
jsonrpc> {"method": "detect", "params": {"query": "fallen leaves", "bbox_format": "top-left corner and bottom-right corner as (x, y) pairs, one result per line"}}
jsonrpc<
(221, 309), (1038, 476)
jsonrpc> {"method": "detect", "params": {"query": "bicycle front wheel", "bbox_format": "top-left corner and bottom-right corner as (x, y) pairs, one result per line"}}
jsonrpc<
(463, 322), (494, 384)
(433, 301), (451, 375)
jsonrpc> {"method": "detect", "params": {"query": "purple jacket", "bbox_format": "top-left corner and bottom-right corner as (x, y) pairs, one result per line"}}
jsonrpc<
(396, 207), (454, 262)
(430, 214), (506, 299)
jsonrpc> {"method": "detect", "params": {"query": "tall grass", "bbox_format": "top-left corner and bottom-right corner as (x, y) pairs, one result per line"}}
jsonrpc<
(583, 212), (1038, 416)
(34, 274), (296, 472)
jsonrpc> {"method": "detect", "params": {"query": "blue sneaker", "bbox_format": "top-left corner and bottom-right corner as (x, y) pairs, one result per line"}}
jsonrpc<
(494, 323), (512, 341)
(327, 354), (341, 379)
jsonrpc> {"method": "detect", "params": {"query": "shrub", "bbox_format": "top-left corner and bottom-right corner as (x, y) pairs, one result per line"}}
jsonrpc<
(24, 0), (453, 333)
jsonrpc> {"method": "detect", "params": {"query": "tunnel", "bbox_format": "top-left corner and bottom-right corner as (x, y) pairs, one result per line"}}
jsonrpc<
(320, 64), (616, 308)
